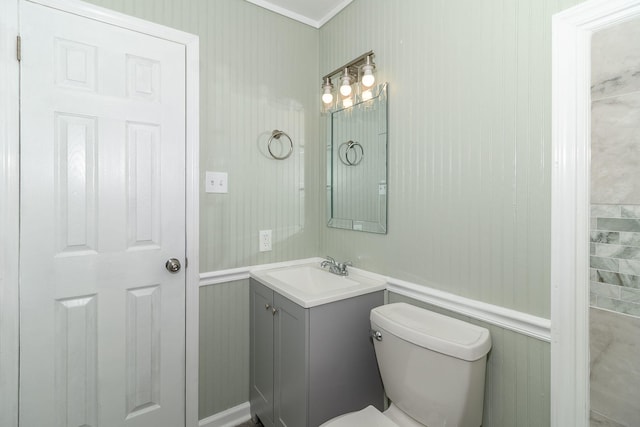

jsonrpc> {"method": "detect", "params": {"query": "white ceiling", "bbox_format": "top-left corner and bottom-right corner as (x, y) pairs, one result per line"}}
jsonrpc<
(245, 0), (352, 28)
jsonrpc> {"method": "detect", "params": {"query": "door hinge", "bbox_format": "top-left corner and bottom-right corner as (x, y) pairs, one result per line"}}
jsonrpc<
(16, 35), (21, 62)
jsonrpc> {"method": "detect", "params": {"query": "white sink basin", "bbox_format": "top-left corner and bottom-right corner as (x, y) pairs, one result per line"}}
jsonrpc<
(250, 263), (386, 308)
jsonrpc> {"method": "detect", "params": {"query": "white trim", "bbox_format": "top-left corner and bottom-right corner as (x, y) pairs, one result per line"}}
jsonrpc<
(244, 0), (352, 29)
(198, 402), (251, 427)
(0, 1), (20, 426)
(199, 260), (550, 342)
(27, 0), (198, 42)
(199, 257), (323, 286)
(551, 1), (640, 426)
(183, 23), (200, 427)
(10, 0), (200, 426)
(386, 279), (551, 342)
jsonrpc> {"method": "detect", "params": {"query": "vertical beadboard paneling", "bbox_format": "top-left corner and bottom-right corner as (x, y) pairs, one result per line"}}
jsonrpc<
(198, 280), (250, 419)
(85, 0), (321, 273)
(319, 0), (585, 318)
(389, 293), (551, 427)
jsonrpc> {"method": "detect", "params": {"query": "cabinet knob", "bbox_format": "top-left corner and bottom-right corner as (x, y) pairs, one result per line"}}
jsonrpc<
(272, 307), (279, 315)
(265, 303), (271, 310)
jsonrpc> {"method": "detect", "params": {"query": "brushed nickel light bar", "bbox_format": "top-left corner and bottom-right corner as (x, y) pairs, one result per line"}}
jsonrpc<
(321, 50), (376, 108)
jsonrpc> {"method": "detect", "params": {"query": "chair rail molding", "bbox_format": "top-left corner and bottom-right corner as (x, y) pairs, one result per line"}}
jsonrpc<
(551, 0), (640, 425)
(200, 260), (550, 342)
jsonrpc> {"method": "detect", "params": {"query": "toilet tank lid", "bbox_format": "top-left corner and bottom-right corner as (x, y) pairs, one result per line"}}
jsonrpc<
(371, 303), (492, 361)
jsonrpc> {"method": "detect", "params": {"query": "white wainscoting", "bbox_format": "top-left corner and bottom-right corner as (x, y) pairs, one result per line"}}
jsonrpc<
(199, 258), (552, 424)
(199, 258), (551, 341)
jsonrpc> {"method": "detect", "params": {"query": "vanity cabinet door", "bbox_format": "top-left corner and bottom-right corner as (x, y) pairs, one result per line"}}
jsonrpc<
(273, 293), (309, 427)
(250, 281), (275, 427)
(250, 277), (383, 427)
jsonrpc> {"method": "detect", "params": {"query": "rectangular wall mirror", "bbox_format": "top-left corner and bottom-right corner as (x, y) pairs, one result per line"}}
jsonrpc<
(327, 83), (388, 233)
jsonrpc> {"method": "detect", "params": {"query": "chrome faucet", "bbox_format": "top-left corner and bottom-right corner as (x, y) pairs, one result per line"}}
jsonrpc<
(320, 256), (352, 276)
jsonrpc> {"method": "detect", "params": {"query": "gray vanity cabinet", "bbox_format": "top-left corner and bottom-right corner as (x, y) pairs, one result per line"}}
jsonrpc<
(249, 278), (384, 427)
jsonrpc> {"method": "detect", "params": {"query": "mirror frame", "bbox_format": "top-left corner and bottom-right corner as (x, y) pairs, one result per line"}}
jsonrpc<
(326, 83), (388, 233)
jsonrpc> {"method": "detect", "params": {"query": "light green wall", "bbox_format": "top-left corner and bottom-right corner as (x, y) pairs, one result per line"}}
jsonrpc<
(389, 293), (550, 426)
(85, 0), (322, 273)
(319, 0), (583, 319)
(77, 0), (586, 423)
(199, 280), (250, 418)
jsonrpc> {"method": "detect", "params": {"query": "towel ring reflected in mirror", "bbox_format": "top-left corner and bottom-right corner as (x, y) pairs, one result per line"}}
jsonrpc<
(338, 140), (364, 166)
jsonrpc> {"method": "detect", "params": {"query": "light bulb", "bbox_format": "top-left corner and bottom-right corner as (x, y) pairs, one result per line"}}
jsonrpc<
(343, 97), (353, 108)
(339, 69), (353, 97)
(361, 65), (375, 88)
(340, 79), (352, 97)
(362, 89), (373, 101)
(321, 77), (334, 105)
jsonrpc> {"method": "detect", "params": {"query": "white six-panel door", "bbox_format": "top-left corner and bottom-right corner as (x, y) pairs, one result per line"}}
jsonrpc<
(19, 1), (187, 426)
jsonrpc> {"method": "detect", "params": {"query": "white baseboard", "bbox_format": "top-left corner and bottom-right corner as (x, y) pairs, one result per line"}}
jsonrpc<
(199, 402), (251, 427)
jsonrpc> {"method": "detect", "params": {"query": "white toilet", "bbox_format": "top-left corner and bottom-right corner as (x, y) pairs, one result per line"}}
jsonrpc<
(320, 302), (492, 427)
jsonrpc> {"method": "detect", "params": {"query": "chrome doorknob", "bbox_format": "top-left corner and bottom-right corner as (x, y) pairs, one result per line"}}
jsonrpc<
(165, 258), (181, 273)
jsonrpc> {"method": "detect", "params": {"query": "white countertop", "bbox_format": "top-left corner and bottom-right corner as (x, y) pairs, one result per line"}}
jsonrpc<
(249, 262), (386, 308)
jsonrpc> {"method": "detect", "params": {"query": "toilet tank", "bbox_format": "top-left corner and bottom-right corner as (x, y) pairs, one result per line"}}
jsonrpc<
(370, 303), (491, 427)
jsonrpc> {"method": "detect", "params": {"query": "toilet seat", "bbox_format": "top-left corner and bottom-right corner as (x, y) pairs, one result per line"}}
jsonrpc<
(319, 405), (398, 427)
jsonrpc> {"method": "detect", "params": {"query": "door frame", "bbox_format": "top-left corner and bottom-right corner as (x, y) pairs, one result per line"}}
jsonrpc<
(0, 0), (200, 426)
(550, 0), (640, 425)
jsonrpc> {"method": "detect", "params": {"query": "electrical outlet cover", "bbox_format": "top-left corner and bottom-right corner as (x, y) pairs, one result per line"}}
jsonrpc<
(259, 229), (272, 252)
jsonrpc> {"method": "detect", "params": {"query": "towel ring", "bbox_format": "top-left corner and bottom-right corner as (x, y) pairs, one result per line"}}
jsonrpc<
(267, 130), (293, 160)
(338, 140), (364, 166)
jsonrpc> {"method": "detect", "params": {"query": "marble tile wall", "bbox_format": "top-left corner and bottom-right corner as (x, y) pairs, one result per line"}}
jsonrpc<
(590, 204), (640, 317)
(591, 17), (640, 204)
(590, 307), (640, 427)
(590, 18), (640, 427)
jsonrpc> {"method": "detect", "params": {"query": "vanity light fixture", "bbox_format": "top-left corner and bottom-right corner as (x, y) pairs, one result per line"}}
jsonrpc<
(321, 51), (376, 108)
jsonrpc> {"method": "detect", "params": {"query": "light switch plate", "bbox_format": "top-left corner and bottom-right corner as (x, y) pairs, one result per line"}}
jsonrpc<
(205, 171), (228, 193)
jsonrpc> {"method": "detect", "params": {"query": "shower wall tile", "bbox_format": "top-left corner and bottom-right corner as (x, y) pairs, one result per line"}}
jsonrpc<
(590, 307), (640, 426)
(618, 232), (640, 246)
(590, 204), (640, 318)
(620, 287), (640, 303)
(591, 92), (640, 204)
(618, 259), (640, 275)
(592, 204), (621, 218)
(590, 282), (620, 299)
(591, 16), (640, 101)
(591, 15), (640, 205)
(591, 22), (640, 427)
(590, 411), (626, 427)
(596, 217), (640, 233)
